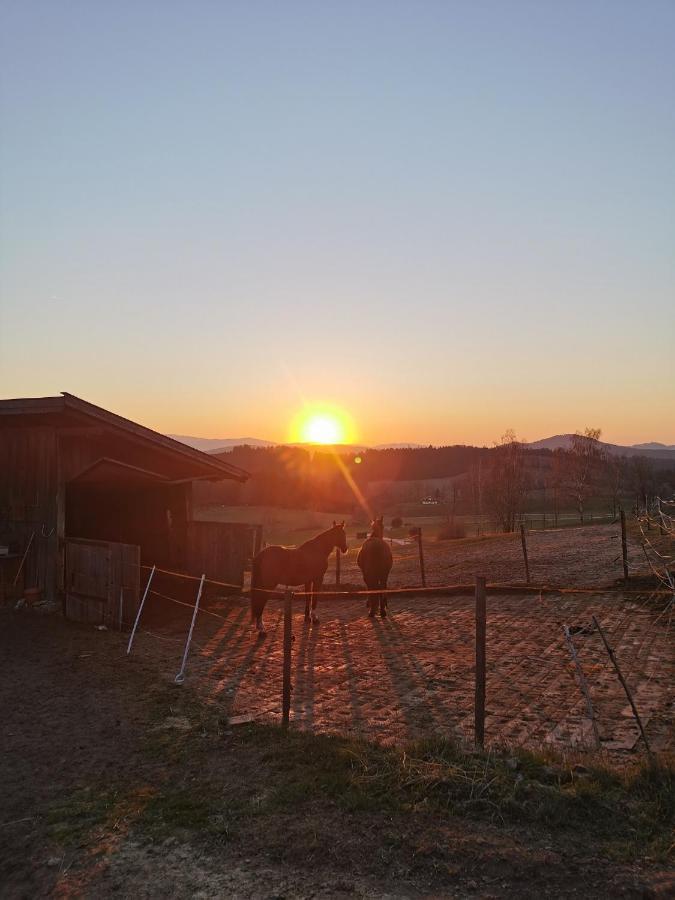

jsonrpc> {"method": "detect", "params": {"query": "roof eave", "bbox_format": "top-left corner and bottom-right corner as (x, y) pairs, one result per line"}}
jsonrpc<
(60, 393), (250, 482)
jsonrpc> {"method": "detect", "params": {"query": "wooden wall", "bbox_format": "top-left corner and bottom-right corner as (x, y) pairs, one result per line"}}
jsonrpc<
(0, 427), (59, 600)
(186, 521), (256, 593)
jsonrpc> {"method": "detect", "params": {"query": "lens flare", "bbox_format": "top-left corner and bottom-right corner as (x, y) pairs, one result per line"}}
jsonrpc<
(289, 404), (356, 445)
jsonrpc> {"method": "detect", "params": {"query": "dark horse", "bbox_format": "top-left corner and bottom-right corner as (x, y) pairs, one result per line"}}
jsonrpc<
(357, 517), (393, 618)
(250, 522), (348, 633)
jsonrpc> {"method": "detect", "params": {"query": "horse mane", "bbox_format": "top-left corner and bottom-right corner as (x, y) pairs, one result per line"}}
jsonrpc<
(299, 523), (341, 551)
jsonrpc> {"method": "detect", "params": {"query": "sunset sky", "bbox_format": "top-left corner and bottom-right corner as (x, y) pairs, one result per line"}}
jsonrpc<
(1, 1), (674, 447)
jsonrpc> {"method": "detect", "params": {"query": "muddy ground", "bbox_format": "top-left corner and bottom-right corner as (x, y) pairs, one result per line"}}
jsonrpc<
(142, 524), (673, 753)
(1, 523), (672, 898)
(1, 609), (673, 899)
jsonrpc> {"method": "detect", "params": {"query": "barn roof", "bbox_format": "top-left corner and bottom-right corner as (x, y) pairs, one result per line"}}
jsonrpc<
(0, 392), (250, 483)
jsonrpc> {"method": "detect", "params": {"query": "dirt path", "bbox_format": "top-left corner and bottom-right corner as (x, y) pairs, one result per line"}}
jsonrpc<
(1, 608), (670, 899)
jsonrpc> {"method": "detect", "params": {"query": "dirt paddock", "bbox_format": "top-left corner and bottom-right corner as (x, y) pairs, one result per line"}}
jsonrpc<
(142, 523), (673, 754)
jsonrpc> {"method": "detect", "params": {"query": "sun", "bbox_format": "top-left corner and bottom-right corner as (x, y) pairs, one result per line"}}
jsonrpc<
(305, 415), (342, 444)
(289, 404), (356, 445)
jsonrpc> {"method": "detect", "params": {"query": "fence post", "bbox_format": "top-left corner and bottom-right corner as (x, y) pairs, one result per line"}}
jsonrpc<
(520, 523), (530, 584)
(282, 589), (293, 730)
(620, 508), (629, 584)
(174, 574), (205, 685)
(474, 575), (487, 748)
(335, 547), (341, 587)
(592, 616), (652, 756)
(416, 528), (426, 588)
(127, 565), (156, 655)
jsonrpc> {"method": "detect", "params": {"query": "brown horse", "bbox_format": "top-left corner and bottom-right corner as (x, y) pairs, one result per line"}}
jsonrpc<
(357, 517), (393, 618)
(250, 522), (348, 633)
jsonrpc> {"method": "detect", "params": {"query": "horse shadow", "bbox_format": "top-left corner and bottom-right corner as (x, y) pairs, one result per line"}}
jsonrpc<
(369, 611), (464, 739)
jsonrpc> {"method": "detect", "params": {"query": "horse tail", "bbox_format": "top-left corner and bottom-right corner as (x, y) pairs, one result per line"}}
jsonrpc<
(250, 552), (266, 622)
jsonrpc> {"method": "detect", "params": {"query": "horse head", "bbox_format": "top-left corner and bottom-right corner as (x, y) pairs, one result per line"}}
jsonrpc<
(332, 520), (348, 553)
(370, 516), (385, 539)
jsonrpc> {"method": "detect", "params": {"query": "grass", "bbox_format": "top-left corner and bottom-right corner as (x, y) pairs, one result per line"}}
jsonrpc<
(46, 787), (117, 846)
(138, 787), (237, 841)
(227, 725), (674, 862)
(195, 501), (622, 548)
(43, 692), (673, 882)
(129, 681), (675, 863)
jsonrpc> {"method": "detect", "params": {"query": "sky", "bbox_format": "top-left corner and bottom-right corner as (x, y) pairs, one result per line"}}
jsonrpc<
(1, 1), (674, 447)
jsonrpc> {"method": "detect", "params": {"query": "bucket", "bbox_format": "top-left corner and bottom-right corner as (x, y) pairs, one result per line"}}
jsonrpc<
(24, 587), (42, 606)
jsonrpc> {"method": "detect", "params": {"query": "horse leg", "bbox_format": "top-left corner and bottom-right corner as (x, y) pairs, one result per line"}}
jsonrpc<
(310, 577), (322, 623)
(379, 578), (388, 618)
(304, 583), (311, 622)
(251, 583), (270, 634)
(366, 580), (377, 617)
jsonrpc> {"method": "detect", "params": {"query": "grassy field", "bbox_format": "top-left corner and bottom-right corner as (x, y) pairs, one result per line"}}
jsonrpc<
(195, 502), (619, 546)
(195, 504), (351, 546)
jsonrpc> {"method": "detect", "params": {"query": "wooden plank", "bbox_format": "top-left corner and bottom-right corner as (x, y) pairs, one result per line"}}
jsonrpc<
(65, 592), (105, 624)
(282, 590), (293, 729)
(64, 538), (140, 626)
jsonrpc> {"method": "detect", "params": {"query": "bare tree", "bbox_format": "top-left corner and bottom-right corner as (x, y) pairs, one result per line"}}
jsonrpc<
(605, 454), (626, 519)
(564, 427), (606, 523)
(484, 430), (528, 533)
(549, 449), (565, 526)
(630, 455), (656, 512)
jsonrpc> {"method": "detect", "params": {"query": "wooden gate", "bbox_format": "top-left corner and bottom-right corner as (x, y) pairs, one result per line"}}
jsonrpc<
(185, 521), (259, 591)
(65, 537), (140, 627)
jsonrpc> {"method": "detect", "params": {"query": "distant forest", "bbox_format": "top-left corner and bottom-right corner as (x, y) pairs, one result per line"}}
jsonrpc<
(193, 441), (675, 526)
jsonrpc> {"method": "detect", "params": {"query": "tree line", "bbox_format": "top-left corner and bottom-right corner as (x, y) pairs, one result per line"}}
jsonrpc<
(480, 429), (674, 532)
(192, 435), (675, 527)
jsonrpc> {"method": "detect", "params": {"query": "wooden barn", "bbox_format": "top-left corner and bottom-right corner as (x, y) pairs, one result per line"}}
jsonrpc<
(0, 393), (253, 625)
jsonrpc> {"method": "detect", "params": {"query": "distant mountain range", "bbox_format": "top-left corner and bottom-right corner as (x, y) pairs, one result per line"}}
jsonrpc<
(168, 435), (275, 452)
(631, 442), (675, 451)
(527, 435), (675, 460)
(168, 435), (424, 454)
(169, 433), (675, 460)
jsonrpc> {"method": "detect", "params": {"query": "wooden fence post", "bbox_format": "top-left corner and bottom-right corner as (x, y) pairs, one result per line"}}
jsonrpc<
(282, 589), (293, 730)
(520, 523), (530, 584)
(620, 508), (629, 584)
(474, 576), (487, 748)
(335, 547), (341, 586)
(592, 616), (652, 756)
(417, 528), (426, 588)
